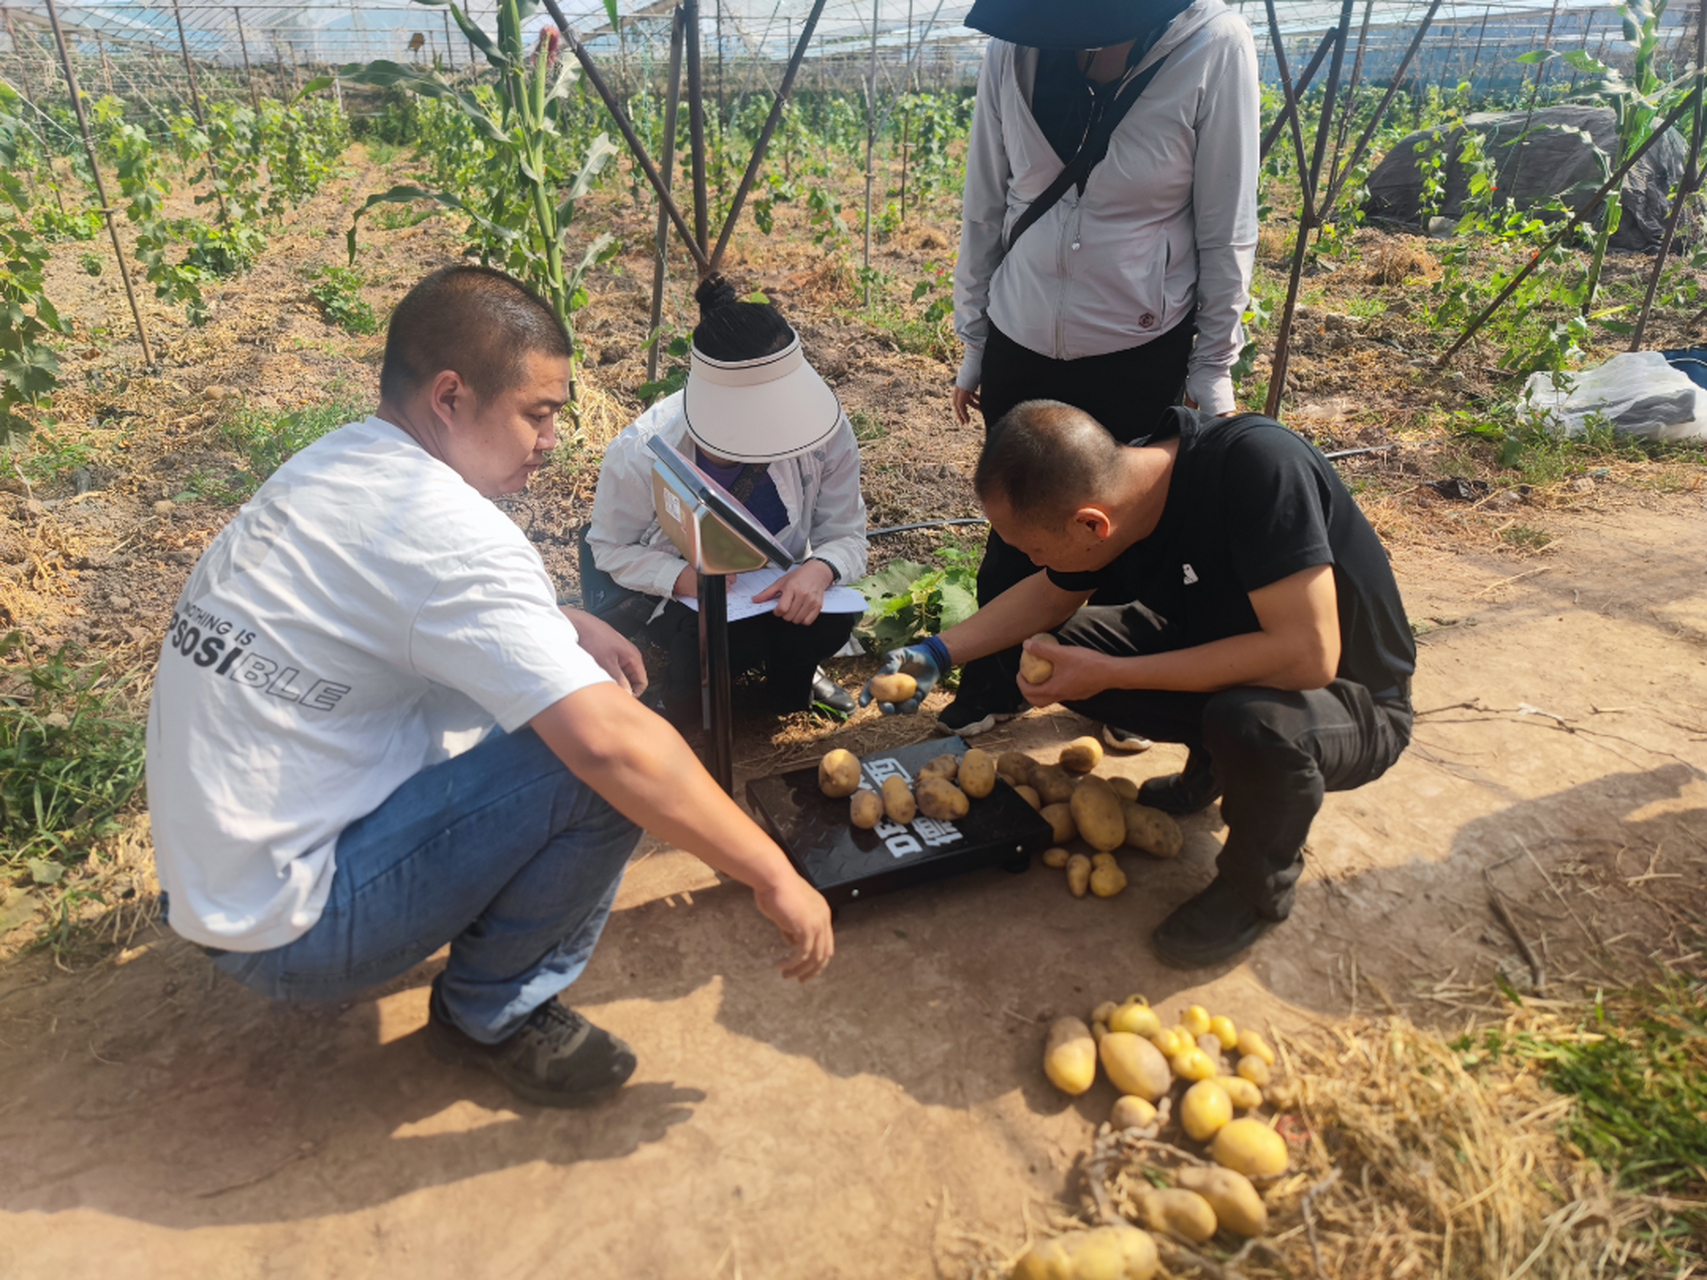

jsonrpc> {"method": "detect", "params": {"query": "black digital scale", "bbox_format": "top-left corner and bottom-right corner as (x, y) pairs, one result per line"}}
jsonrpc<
(745, 736), (1056, 907)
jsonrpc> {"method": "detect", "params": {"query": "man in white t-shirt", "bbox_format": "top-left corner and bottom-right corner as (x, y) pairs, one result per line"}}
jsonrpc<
(147, 266), (834, 1108)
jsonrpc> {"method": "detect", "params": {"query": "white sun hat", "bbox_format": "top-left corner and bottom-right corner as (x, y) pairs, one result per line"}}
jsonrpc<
(682, 334), (842, 464)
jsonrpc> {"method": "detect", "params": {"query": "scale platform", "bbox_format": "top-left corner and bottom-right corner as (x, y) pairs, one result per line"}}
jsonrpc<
(745, 736), (1057, 907)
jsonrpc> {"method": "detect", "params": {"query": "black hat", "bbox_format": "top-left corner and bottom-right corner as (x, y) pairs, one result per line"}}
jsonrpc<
(965, 0), (1186, 49)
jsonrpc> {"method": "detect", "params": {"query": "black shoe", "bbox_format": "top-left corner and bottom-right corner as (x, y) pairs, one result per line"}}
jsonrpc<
(1152, 877), (1279, 968)
(809, 670), (855, 718)
(935, 696), (1020, 738)
(1102, 724), (1153, 753)
(426, 977), (637, 1108)
(1137, 751), (1221, 815)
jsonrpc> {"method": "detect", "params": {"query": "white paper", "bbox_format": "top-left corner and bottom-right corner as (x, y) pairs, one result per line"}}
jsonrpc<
(673, 564), (867, 622)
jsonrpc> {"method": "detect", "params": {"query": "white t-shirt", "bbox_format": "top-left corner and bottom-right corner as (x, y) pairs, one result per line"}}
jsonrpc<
(146, 417), (612, 952)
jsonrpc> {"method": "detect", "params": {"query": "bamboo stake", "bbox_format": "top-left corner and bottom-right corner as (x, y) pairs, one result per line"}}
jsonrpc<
(442, 10), (455, 73)
(862, 0), (877, 305)
(234, 7), (260, 110)
(1466, 4), (1492, 97)
(684, 0), (709, 254)
(42, 0), (152, 369)
(647, 5), (686, 387)
(1630, 0), (1707, 350)
(1442, 85), (1703, 365)
(1260, 29), (1333, 166)
(170, 0), (207, 124)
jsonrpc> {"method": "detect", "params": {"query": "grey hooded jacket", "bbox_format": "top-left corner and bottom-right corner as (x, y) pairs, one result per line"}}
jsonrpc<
(953, 0), (1259, 414)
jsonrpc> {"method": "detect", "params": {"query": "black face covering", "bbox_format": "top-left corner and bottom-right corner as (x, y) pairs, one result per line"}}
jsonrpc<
(964, 0), (1193, 51)
(1029, 0), (1192, 163)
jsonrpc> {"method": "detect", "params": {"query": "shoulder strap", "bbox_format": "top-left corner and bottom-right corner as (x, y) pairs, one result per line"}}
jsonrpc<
(1003, 53), (1170, 255)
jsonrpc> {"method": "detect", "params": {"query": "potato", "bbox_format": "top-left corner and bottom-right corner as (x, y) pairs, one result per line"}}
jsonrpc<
(1091, 1000), (1118, 1024)
(1013, 1225), (1157, 1280)
(1090, 861), (1127, 897)
(1042, 846), (1072, 869)
(1043, 1016), (1098, 1095)
(1091, 851), (1117, 868)
(958, 747), (997, 798)
(1109, 776), (1140, 803)
(918, 753), (959, 782)
(1137, 1188), (1218, 1244)
(1108, 1001), (1161, 1038)
(1110, 1094), (1158, 1131)
(1220, 1076), (1264, 1111)
(1041, 803), (1077, 844)
(1032, 764), (1076, 806)
(849, 790), (884, 829)
(1209, 1015), (1239, 1051)
(818, 748), (861, 798)
(881, 776), (915, 825)
(1210, 1118), (1289, 1179)
(1070, 777), (1126, 852)
(1091, 1020), (1109, 1043)
(996, 751), (1034, 786)
(1180, 1079), (1234, 1142)
(1099, 1032), (1172, 1101)
(916, 776), (970, 820)
(1018, 634), (1057, 685)
(1013, 784), (1043, 810)
(1237, 1029), (1276, 1066)
(1236, 1055), (1272, 1087)
(867, 672), (917, 705)
(1121, 802), (1184, 858)
(1065, 853), (1092, 898)
(1059, 734), (1104, 774)
(1177, 1166), (1267, 1238)
(1148, 1028), (1184, 1059)
(1171, 1048), (1218, 1082)
(1181, 1005), (1212, 1037)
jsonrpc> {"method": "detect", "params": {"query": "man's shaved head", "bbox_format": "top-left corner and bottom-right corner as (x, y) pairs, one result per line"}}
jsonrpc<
(974, 400), (1125, 529)
(380, 265), (572, 405)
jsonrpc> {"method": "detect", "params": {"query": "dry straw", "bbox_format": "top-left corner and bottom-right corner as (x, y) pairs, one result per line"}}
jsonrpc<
(936, 1014), (1702, 1280)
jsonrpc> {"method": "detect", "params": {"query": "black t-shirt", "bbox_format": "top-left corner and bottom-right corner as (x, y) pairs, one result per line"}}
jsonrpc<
(1047, 410), (1416, 700)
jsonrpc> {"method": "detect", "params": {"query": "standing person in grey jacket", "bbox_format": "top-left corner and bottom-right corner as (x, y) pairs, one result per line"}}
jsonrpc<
(940, 0), (1259, 738)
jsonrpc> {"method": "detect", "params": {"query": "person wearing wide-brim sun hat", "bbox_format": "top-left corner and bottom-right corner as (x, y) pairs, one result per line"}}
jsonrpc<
(939, 0), (1260, 739)
(584, 275), (869, 723)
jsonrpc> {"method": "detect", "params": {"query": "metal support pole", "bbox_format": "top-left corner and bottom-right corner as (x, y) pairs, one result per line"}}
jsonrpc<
(684, 0), (709, 255)
(707, 0), (829, 272)
(1631, 0), (1707, 350)
(648, 6), (686, 388)
(170, 0), (207, 124)
(698, 572), (734, 793)
(1259, 29), (1334, 164)
(1442, 85), (1702, 365)
(1327, 0), (1375, 188)
(234, 6), (260, 110)
(1266, 0), (1355, 420)
(43, 0), (152, 370)
(442, 9), (456, 72)
(862, 0), (878, 305)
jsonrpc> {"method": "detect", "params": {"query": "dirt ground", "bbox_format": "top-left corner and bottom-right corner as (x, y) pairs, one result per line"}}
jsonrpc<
(1, 145), (1705, 1278)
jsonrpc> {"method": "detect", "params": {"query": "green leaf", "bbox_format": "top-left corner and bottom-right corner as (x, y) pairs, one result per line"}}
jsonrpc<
(603, 0), (621, 31)
(26, 858), (65, 885)
(1515, 49), (1554, 65)
(936, 580), (978, 630)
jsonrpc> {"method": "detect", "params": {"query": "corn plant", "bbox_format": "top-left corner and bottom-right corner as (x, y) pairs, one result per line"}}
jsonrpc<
(339, 0), (618, 422)
(0, 83), (68, 445)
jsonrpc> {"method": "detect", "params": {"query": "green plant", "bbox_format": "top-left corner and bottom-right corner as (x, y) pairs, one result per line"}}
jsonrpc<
(77, 251), (101, 277)
(308, 264), (378, 335)
(848, 408), (886, 443)
(341, 1), (620, 423)
(0, 83), (69, 445)
(0, 632), (145, 874)
(30, 205), (102, 242)
(22, 424), (94, 482)
(636, 330), (690, 403)
(852, 547), (979, 650)
(219, 396), (369, 500)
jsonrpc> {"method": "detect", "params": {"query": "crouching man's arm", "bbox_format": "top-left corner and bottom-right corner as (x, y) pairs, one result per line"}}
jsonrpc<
(531, 685), (833, 981)
(1019, 564), (1341, 705)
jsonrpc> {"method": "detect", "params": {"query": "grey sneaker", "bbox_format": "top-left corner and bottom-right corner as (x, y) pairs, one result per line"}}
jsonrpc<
(426, 977), (636, 1108)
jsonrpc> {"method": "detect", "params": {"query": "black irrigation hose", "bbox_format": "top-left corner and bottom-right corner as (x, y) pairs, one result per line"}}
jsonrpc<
(867, 449), (1392, 537)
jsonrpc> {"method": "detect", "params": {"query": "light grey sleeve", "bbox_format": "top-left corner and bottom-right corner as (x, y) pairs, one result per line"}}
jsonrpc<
(953, 40), (1011, 393)
(804, 417), (869, 585)
(1185, 18), (1260, 416)
(584, 427), (689, 599)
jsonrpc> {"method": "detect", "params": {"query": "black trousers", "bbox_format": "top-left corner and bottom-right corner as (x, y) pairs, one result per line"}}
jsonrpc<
(647, 601), (859, 719)
(1055, 603), (1413, 917)
(961, 319), (1195, 712)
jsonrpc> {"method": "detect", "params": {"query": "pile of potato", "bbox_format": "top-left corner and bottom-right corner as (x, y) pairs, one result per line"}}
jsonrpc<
(1035, 997), (1295, 1260)
(818, 737), (1183, 897)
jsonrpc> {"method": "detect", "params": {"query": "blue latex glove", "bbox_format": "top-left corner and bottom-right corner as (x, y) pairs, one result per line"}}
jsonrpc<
(858, 636), (950, 715)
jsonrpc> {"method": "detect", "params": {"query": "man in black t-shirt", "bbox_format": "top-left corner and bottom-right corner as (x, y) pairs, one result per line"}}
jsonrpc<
(859, 401), (1415, 966)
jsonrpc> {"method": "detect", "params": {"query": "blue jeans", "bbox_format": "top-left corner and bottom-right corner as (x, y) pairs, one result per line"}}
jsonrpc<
(210, 727), (641, 1043)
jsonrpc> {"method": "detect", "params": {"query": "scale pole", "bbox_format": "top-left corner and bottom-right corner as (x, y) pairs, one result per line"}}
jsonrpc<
(698, 572), (734, 793)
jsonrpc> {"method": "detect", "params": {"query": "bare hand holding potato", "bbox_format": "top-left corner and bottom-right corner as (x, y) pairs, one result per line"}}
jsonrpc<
(1017, 639), (1117, 708)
